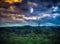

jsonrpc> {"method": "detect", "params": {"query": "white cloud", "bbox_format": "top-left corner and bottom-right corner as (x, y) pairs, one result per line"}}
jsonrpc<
(52, 13), (60, 18)
(40, 23), (58, 26)
(28, 2), (38, 6)
(23, 16), (37, 20)
(38, 13), (51, 20)
(52, 6), (58, 12)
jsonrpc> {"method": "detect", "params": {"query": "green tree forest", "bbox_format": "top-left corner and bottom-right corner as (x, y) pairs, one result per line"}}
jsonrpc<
(0, 26), (60, 44)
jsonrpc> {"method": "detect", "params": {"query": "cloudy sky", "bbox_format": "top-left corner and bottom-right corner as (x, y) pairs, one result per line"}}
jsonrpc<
(0, 0), (60, 27)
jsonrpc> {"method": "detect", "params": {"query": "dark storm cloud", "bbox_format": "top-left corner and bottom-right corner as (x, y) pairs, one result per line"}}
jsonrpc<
(29, 0), (60, 3)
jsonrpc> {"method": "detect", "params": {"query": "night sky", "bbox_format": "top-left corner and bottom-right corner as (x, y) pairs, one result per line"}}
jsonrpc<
(0, 0), (60, 27)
